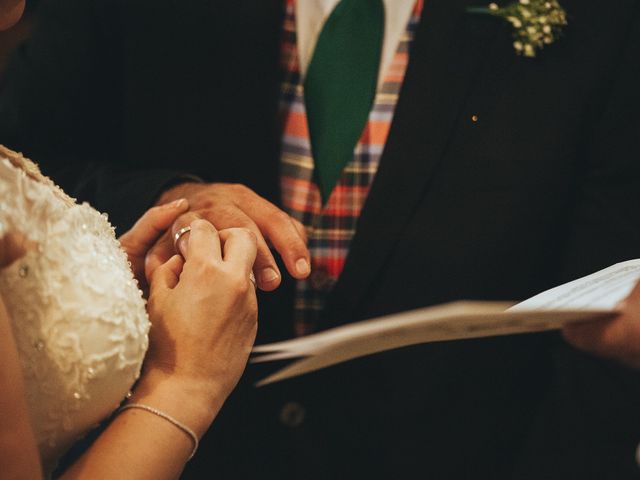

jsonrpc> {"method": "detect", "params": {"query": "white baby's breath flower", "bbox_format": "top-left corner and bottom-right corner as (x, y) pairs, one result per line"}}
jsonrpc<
(508, 16), (523, 27)
(469, 0), (567, 57)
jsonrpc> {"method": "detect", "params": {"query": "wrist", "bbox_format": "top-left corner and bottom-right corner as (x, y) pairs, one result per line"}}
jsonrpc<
(130, 368), (225, 439)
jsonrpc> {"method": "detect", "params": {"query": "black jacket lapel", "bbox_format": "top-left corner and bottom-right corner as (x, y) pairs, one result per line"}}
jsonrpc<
(323, 0), (501, 326)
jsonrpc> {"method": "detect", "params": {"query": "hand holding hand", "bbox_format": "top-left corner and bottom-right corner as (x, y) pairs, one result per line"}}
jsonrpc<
(118, 199), (189, 292)
(143, 220), (258, 418)
(147, 182), (310, 291)
(563, 281), (640, 369)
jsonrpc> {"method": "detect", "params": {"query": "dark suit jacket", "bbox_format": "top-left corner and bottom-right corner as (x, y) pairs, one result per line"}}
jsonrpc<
(2, 0), (640, 478)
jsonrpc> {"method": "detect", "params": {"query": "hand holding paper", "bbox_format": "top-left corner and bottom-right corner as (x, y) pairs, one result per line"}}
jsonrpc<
(563, 280), (640, 369)
(252, 259), (640, 386)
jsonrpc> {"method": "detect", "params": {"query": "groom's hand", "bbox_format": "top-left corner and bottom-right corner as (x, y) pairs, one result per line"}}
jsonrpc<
(562, 281), (640, 369)
(146, 182), (310, 291)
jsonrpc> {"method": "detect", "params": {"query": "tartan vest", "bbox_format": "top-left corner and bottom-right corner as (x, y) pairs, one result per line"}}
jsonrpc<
(279, 0), (423, 335)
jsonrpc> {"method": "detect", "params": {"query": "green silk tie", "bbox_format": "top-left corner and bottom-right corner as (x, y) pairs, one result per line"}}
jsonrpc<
(304, 0), (385, 203)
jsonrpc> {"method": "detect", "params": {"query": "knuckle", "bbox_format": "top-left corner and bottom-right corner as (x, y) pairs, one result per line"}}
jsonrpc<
(191, 259), (220, 277)
(292, 218), (305, 230)
(229, 274), (251, 296)
(227, 183), (249, 199)
(176, 211), (194, 223)
(276, 210), (292, 223)
(186, 186), (214, 207)
(190, 218), (209, 229)
(230, 227), (258, 243)
(191, 184), (214, 200)
(195, 197), (215, 210)
(269, 210), (291, 226)
(212, 204), (247, 226)
(245, 229), (258, 246)
(173, 212), (197, 231)
(191, 219), (218, 235)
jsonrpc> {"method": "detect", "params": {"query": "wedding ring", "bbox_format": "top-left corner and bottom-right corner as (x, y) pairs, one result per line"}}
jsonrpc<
(173, 226), (192, 247)
(249, 271), (257, 289)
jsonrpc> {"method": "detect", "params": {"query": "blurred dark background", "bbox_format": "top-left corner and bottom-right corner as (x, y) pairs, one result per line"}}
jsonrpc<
(0, 0), (39, 82)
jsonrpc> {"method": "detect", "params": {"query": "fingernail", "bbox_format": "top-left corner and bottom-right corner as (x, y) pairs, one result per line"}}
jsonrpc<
(296, 258), (310, 276)
(165, 198), (187, 209)
(260, 267), (279, 284)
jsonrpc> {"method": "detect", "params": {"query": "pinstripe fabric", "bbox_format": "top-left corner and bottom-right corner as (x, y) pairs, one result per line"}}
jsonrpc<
(280, 0), (423, 335)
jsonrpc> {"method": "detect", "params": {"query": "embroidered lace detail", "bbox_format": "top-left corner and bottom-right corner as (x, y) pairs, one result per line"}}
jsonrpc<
(0, 156), (149, 473)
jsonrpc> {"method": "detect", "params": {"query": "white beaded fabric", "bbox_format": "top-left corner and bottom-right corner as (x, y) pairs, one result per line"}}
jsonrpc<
(0, 151), (149, 474)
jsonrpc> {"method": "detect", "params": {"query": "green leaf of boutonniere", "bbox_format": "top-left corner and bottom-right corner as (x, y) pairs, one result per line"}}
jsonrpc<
(468, 0), (567, 57)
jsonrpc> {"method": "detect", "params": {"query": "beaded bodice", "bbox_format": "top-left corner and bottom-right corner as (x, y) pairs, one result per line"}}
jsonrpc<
(0, 152), (149, 473)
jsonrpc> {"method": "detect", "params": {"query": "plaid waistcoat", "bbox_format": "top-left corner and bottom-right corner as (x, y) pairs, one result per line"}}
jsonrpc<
(280, 0), (423, 336)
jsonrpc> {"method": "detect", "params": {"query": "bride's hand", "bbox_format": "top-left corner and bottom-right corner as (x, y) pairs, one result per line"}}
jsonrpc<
(118, 199), (189, 292)
(142, 219), (258, 422)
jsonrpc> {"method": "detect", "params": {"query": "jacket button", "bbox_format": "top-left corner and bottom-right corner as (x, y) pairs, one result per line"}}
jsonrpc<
(279, 402), (306, 428)
(309, 268), (332, 292)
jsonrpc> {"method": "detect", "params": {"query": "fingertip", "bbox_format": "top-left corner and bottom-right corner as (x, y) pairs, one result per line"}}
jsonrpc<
(162, 198), (189, 211)
(244, 228), (258, 247)
(294, 258), (311, 278)
(258, 267), (281, 291)
(157, 254), (184, 288)
(176, 198), (190, 211)
(167, 253), (185, 267)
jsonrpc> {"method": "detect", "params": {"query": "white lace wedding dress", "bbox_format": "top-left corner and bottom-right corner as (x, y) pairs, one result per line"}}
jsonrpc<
(0, 148), (150, 475)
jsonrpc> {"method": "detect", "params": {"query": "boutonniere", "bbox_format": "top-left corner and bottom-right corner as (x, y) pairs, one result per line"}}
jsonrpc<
(468, 0), (567, 57)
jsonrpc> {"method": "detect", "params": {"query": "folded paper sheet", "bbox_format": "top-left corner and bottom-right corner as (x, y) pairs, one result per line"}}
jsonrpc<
(252, 259), (640, 386)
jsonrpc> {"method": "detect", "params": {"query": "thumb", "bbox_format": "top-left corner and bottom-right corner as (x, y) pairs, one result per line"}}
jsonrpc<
(150, 255), (184, 295)
(120, 199), (189, 256)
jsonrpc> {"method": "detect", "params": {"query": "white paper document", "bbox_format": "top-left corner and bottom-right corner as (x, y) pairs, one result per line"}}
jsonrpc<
(252, 259), (640, 386)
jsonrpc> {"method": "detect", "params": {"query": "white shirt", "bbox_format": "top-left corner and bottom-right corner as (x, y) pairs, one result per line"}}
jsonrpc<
(296, 0), (417, 87)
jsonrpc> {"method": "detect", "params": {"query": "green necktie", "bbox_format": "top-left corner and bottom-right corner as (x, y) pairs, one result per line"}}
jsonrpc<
(304, 0), (384, 203)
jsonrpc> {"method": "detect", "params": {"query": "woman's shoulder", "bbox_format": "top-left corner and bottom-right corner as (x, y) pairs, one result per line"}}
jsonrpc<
(0, 145), (75, 202)
(0, 145), (56, 191)
(0, 147), (39, 266)
(0, 145), (42, 198)
(0, 145), (77, 247)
